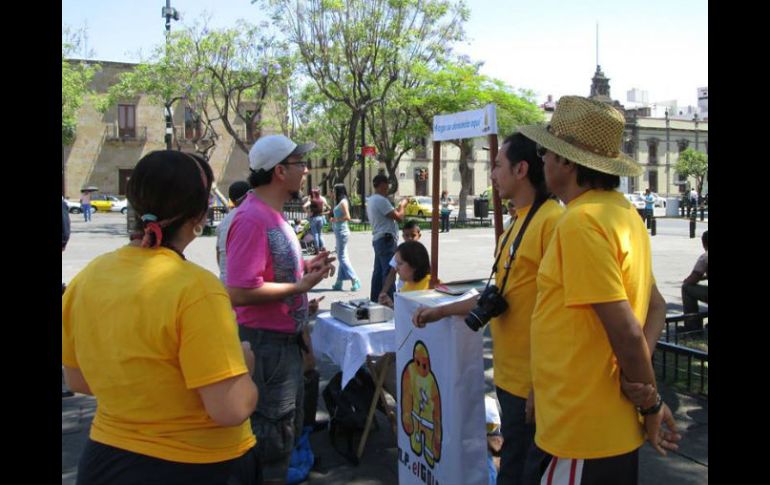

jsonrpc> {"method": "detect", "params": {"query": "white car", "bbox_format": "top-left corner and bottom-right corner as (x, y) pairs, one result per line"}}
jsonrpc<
(65, 199), (82, 214)
(109, 197), (129, 214)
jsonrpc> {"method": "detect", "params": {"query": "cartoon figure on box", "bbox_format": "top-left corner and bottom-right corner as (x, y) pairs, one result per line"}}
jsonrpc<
(401, 341), (442, 467)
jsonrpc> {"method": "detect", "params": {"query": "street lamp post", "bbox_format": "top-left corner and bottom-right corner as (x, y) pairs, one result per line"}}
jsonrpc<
(162, 1), (179, 151)
(666, 108), (671, 197)
(693, 113), (699, 151)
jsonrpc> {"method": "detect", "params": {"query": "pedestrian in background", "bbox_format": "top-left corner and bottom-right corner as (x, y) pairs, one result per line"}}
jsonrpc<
(681, 230), (708, 331)
(80, 190), (92, 222)
(644, 188), (655, 226)
(329, 183), (361, 291)
(216, 180), (252, 284)
(304, 187), (330, 252)
(440, 190), (452, 233)
(367, 174), (408, 302)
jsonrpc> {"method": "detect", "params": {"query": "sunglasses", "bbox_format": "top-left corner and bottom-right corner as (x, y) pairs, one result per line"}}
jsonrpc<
(281, 161), (308, 169)
(536, 144), (548, 159)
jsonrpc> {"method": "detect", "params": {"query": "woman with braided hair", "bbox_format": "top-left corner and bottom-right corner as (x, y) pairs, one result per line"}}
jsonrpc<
(62, 151), (261, 485)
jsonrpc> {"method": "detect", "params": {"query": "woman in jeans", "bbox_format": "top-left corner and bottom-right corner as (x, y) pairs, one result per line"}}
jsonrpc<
(303, 187), (329, 252)
(63, 151), (260, 485)
(329, 183), (361, 291)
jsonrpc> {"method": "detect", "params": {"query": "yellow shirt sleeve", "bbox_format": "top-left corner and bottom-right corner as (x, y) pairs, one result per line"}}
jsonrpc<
(178, 291), (248, 390)
(559, 216), (627, 307)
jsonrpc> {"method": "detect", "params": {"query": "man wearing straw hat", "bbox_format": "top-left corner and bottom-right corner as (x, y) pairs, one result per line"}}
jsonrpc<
(519, 96), (681, 484)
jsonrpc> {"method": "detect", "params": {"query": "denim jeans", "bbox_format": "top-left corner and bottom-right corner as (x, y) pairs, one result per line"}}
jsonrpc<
(370, 235), (397, 301)
(82, 203), (92, 222)
(309, 216), (325, 251)
(496, 387), (544, 485)
(237, 326), (304, 482)
(334, 226), (358, 282)
(440, 212), (450, 232)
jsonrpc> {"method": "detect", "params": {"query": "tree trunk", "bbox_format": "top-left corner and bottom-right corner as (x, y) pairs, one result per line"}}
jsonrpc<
(456, 139), (474, 221)
(384, 152), (400, 195)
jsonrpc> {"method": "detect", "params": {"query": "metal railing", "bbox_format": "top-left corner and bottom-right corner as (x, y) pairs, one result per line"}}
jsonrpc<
(653, 312), (708, 397)
(104, 124), (147, 142)
(206, 206), (229, 228)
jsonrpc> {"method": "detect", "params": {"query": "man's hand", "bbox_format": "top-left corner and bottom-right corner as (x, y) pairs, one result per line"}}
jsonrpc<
(308, 296), (325, 316)
(297, 263), (333, 293)
(412, 306), (444, 328)
(307, 250), (337, 273)
(525, 388), (535, 424)
(644, 403), (682, 456)
(378, 292), (394, 308)
(621, 374), (657, 408)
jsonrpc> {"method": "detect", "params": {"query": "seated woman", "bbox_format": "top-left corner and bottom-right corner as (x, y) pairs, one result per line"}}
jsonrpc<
(62, 151), (260, 485)
(379, 240), (431, 308)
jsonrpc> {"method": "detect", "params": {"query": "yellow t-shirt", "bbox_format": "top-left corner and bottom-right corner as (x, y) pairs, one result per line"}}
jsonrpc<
(62, 246), (256, 464)
(531, 190), (653, 459)
(401, 274), (431, 292)
(490, 199), (563, 398)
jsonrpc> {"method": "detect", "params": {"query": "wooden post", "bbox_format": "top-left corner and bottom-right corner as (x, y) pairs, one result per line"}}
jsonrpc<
(489, 134), (503, 242)
(430, 141), (441, 287)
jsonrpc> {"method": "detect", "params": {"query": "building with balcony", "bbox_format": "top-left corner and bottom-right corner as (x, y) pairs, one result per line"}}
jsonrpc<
(62, 59), (285, 199)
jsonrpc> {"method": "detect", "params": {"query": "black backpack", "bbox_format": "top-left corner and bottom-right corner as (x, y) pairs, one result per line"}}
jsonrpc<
(321, 368), (384, 464)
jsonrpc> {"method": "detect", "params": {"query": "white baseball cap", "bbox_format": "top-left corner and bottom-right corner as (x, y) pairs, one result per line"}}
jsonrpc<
(248, 135), (316, 172)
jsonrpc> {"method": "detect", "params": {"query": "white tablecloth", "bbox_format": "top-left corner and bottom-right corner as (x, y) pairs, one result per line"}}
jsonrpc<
(311, 312), (395, 389)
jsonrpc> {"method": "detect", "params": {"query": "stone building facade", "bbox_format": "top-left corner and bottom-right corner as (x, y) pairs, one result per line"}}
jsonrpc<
(63, 60), (285, 199)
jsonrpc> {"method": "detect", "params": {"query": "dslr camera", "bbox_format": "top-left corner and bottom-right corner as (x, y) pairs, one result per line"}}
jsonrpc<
(464, 285), (508, 331)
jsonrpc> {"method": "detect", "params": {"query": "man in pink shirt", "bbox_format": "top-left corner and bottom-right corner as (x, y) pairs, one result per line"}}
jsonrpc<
(226, 135), (335, 484)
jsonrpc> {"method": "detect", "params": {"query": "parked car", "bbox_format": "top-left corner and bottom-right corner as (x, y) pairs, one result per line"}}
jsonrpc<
(110, 198), (129, 215)
(90, 195), (126, 213)
(404, 196), (434, 217)
(65, 199), (82, 214)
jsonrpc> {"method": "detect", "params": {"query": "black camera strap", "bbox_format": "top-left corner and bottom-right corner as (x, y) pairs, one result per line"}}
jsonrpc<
(484, 197), (546, 295)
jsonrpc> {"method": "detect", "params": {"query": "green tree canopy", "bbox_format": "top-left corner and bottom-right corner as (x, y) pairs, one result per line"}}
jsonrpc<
(412, 59), (544, 219)
(102, 18), (294, 158)
(268, 0), (468, 191)
(62, 27), (99, 146)
(675, 148), (708, 196)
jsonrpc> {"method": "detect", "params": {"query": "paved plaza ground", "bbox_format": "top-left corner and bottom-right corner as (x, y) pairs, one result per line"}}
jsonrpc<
(62, 212), (708, 484)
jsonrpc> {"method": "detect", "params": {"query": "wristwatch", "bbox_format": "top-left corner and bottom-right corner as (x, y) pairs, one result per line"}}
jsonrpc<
(638, 393), (663, 416)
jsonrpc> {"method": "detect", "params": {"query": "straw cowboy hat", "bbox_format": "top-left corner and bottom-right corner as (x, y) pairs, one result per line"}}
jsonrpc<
(519, 96), (643, 177)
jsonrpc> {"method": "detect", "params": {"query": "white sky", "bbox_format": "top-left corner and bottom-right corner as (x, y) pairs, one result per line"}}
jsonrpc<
(62, 0), (708, 107)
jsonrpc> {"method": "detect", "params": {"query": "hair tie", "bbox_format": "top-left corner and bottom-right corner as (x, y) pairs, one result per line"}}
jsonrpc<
(141, 214), (158, 222)
(141, 222), (163, 248)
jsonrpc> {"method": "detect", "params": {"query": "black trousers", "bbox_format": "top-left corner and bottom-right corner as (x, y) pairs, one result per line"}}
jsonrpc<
(76, 439), (261, 485)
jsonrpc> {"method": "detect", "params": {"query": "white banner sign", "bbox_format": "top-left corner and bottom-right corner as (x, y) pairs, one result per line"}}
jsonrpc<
(432, 104), (498, 142)
(395, 291), (487, 485)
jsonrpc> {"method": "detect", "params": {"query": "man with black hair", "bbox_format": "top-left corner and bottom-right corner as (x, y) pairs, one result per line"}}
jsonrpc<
(367, 174), (408, 302)
(413, 132), (563, 484)
(519, 96), (680, 484)
(226, 135), (335, 485)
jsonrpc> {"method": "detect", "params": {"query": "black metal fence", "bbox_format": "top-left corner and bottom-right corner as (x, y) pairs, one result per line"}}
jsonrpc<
(653, 312), (708, 397)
